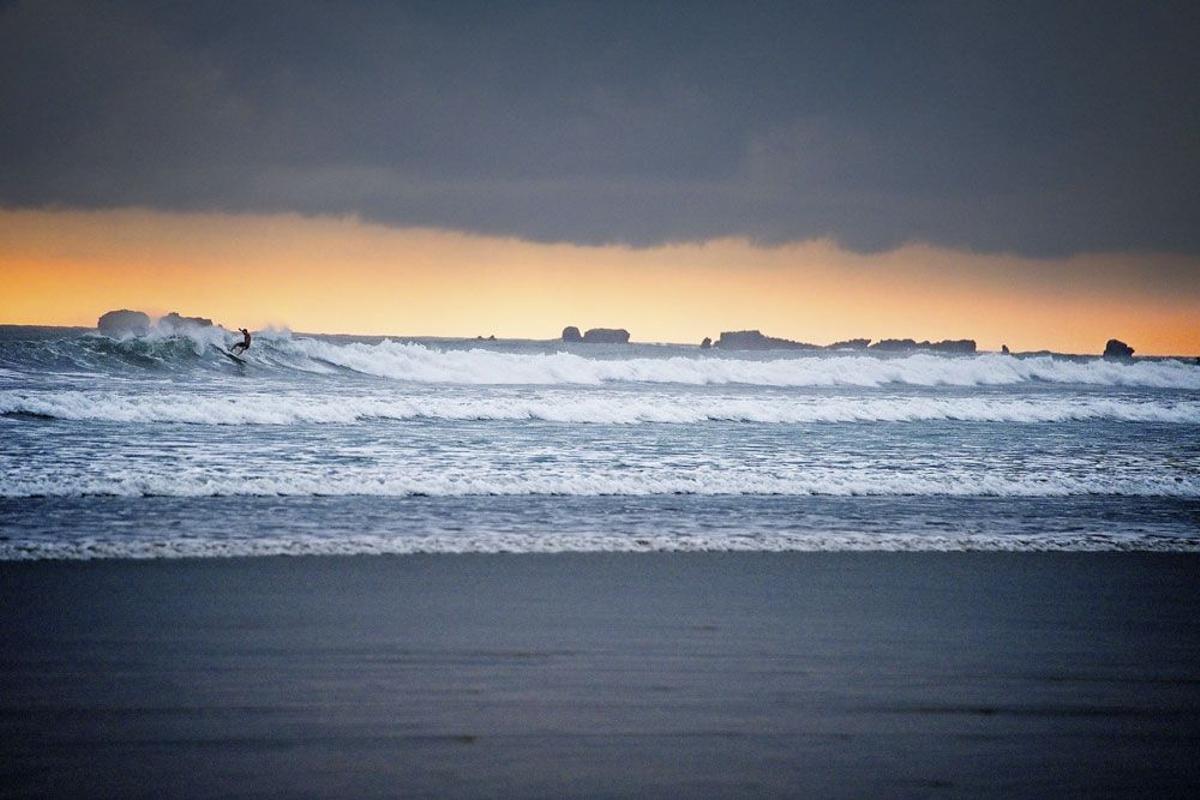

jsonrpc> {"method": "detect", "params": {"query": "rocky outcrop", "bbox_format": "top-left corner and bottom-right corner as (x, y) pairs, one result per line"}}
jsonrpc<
(562, 326), (631, 344)
(582, 328), (631, 344)
(869, 338), (976, 354)
(97, 309), (150, 335)
(828, 338), (871, 350)
(699, 337), (713, 350)
(928, 339), (976, 354)
(1103, 339), (1135, 359)
(715, 330), (820, 350)
(1001, 344), (1010, 354)
(869, 338), (919, 351)
(158, 312), (213, 331)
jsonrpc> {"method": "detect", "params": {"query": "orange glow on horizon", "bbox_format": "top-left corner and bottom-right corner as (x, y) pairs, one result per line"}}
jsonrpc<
(2, 208), (1198, 356)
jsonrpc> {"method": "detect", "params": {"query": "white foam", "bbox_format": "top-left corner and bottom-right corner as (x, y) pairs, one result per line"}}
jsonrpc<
(11, 332), (1200, 388)
(272, 339), (1200, 388)
(5, 390), (1200, 426)
(3, 467), (1197, 498)
(95, 323), (232, 353)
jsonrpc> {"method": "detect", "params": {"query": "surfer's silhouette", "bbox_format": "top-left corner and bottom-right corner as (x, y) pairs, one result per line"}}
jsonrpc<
(231, 328), (251, 355)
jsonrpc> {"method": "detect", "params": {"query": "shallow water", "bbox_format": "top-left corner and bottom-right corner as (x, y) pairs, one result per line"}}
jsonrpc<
(2, 325), (1197, 557)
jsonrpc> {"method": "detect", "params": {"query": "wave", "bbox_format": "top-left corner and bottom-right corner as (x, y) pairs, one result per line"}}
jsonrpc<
(2, 331), (1198, 388)
(4, 469), (1197, 498)
(277, 338), (1200, 389)
(5, 389), (1200, 425)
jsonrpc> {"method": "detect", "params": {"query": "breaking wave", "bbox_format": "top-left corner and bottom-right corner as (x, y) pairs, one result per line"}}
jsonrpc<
(1, 331), (1198, 388)
(4, 469), (1198, 498)
(4, 389), (1200, 425)
(274, 338), (1200, 388)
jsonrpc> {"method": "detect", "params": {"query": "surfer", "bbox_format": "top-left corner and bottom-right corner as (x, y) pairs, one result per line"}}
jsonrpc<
(231, 328), (251, 355)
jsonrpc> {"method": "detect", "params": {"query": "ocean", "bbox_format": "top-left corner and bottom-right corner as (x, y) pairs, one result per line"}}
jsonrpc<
(5, 324), (1200, 798)
(1, 325), (1198, 558)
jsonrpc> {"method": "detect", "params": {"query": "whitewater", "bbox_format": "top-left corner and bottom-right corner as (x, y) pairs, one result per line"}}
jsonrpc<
(1, 325), (1197, 557)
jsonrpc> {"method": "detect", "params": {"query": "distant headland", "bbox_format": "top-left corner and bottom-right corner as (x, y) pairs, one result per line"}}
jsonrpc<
(560, 322), (1143, 360)
(699, 330), (977, 354)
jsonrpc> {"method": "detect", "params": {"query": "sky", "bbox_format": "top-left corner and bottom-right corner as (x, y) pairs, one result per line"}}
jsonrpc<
(2, 0), (1198, 353)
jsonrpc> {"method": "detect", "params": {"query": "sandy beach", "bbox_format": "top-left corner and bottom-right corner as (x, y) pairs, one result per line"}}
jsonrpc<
(3, 553), (1198, 798)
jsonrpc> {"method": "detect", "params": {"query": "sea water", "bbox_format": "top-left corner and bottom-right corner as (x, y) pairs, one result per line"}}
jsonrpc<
(1, 326), (1197, 558)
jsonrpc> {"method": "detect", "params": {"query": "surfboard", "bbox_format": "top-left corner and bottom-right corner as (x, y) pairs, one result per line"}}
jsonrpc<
(221, 349), (247, 365)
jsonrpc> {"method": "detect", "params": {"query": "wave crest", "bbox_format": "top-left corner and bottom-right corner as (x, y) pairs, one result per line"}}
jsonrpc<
(279, 340), (1200, 388)
(4, 390), (1200, 425)
(4, 469), (1198, 498)
(2, 332), (1198, 388)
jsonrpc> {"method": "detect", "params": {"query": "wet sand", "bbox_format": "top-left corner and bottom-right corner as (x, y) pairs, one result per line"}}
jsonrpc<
(2, 553), (1199, 798)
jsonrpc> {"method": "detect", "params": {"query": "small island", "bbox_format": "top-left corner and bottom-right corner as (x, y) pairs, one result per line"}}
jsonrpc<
(714, 330), (822, 350)
(561, 326), (631, 344)
(1103, 338), (1135, 359)
(869, 338), (976, 354)
(97, 309), (150, 335)
(158, 312), (214, 331)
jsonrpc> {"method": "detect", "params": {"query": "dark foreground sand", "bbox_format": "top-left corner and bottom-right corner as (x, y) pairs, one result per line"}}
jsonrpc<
(2, 553), (1198, 799)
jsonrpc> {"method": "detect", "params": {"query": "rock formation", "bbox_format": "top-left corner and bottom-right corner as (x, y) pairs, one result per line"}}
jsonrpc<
(869, 338), (976, 354)
(928, 339), (976, 354)
(158, 312), (214, 330)
(1001, 344), (1010, 354)
(715, 330), (820, 350)
(869, 338), (920, 351)
(1103, 339), (1135, 358)
(828, 338), (871, 350)
(97, 309), (150, 335)
(561, 326), (583, 343)
(582, 328), (631, 344)
(699, 337), (713, 349)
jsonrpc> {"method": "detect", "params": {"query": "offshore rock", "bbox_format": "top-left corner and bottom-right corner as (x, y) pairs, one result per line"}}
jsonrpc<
(159, 312), (214, 330)
(870, 338), (976, 354)
(928, 339), (977, 354)
(1103, 339), (1135, 358)
(869, 338), (920, 351)
(582, 328), (631, 344)
(97, 309), (150, 335)
(699, 337), (713, 349)
(715, 330), (820, 350)
(561, 326), (583, 343)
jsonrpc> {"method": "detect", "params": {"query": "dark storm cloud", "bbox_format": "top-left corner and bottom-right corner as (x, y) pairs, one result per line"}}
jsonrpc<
(2, 0), (1198, 255)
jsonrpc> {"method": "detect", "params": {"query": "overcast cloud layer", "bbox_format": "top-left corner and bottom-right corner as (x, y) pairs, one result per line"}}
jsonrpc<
(2, 0), (1198, 256)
